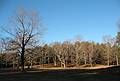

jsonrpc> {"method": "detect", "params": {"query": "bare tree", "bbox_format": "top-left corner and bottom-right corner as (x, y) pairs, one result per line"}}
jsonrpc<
(88, 42), (94, 67)
(80, 42), (87, 65)
(1, 8), (43, 71)
(0, 38), (13, 68)
(52, 42), (67, 68)
(103, 35), (115, 66)
(74, 41), (81, 67)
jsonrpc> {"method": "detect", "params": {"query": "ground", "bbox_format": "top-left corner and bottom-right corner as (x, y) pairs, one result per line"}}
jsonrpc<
(0, 66), (120, 81)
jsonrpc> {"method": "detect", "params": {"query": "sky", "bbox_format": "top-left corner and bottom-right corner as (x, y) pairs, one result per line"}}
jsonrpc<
(0, 0), (120, 44)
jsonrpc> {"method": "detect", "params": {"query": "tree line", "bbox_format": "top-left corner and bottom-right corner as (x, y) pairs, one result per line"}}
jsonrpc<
(0, 36), (120, 69)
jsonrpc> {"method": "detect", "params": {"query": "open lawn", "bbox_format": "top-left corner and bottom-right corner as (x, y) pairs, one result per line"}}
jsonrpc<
(0, 66), (120, 81)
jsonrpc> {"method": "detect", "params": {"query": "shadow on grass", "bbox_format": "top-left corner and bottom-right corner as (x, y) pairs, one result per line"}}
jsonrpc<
(0, 66), (120, 81)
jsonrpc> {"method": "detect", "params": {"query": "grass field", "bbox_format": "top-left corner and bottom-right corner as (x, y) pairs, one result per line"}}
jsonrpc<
(0, 66), (120, 81)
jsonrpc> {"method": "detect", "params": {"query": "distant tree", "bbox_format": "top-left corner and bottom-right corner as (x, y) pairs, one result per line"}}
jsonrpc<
(92, 43), (104, 64)
(25, 48), (36, 68)
(0, 38), (13, 67)
(103, 35), (115, 66)
(52, 42), (69, 68)
(74, 40), (81, 67)
(88, 42), (94, 67)
(42, 44), (50, 64)
(80, 42), (88, 65)
(116, 32), (120, 65)
(50, 45), (57, 66)
(62, 41), (71, 67)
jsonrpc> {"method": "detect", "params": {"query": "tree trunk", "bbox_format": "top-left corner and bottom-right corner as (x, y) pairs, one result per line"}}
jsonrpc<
(53, 60), (57, 66)
(61, 61), (66, 68)
(116, 55), (119, 66)
(5, 56), (7, 67)
(60, 61), (62, 67)
(53, 56), (57, 66)
(13, 61), (15, 69)
(89, 54), (93, 67)
(21, 46), (25, 72)
(0, 56), (2, 68)
(47, 56), (49, 64)
(39, 57), (42, 65)
(63, 63), (66, 68)
(63, 60), (66, 68)
(89, 57), (93, 67)
(76, 53), (79, 67)
(5, 61), (7, 68)
(30, 60), (33, 68)
(107, 47), (110, 66)
(84, 53), (87, 65)
(17, 59), (20, 70)
(107, 53), (110, 66)
(13, 57), (15, 69)
(30, 62), (33, 68)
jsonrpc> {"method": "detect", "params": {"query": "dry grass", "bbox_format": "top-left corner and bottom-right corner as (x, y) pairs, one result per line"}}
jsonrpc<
(32, 64), (117, 70)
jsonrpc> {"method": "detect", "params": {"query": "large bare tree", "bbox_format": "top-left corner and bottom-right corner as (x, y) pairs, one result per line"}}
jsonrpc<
(1, 8), (43, 71)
